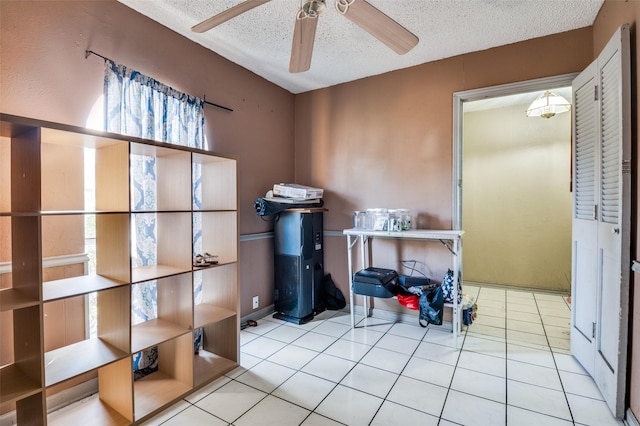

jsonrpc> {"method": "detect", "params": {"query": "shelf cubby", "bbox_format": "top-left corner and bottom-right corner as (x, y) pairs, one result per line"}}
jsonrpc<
(131, 212), (191, 283)
(41, 214), (85, 269)
(199, 211), (238, 265)
(194, 304), (236, 329)
(0, 305), (44, 413)
(1, 216), (39, 311)
(0, 135), (10, 214)
(40, 137), (84, 212)
(4, 389), (45, 426)
(95, 213), (131, 282)
(0, 217), (8, 286)
(133, 332), (193, 421)
(0, 364), (42, 405)
(193, 316), (238, 387)
(1, 215), (42, 311)
(44, 339), (129, 387)
(131, 273), (193, 353)
(192, 153), (237, 211)
(41, 212), (130, 301)
(43, 275), (127, 302)
(43, 285), (130, 387)
(0, 288), (39, 312)
(5, 124), (41, 214)
(40, 128), (129, 213)
(47, 357), (133, 426)
(130, 143), (191, 212)
(194, 263), (238, 328)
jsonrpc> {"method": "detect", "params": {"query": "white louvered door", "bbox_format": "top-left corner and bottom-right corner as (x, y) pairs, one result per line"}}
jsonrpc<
(571, 59), (598, 376)
(571, 24), (631, 418)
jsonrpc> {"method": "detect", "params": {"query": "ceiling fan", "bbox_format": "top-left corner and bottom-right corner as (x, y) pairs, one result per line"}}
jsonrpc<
(191, 0), (419, 73)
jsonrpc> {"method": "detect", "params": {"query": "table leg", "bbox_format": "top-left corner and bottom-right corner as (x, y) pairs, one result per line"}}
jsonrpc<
(360, 236), (367, 319)
(452, 238), (461, 349)
(347, 235), (355, 328)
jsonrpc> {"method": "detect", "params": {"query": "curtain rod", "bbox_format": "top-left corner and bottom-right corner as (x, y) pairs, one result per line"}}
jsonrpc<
(85, 49), (233, 112)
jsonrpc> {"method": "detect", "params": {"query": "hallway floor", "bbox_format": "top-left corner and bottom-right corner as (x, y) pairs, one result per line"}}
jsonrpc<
(126, 286), (625, 425)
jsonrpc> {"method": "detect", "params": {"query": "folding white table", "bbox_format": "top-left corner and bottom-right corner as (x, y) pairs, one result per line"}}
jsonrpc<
(343, 228), (464, 348)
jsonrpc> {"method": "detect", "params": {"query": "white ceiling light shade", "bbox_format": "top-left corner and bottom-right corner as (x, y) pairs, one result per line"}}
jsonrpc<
(526, 91), (572, 119)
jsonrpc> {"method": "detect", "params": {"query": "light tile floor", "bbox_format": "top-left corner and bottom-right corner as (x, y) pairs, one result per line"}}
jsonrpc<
(137, 285), (624, 425)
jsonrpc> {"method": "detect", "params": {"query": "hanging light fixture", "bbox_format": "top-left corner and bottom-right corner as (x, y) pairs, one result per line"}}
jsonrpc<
(526, 91), (571, 119)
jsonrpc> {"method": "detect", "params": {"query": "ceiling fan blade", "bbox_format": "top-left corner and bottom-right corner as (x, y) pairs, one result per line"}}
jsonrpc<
(289, 14), (319, 73)
(191, 0), (271, 33)
(336, 0), (418, 54)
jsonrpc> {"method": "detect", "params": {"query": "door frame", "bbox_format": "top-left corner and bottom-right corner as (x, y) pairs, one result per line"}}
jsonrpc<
(452, 73), (578, 230)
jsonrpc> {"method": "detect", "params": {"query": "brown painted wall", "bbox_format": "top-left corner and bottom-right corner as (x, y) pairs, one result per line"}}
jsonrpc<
(295, 28), (593, 302)
(0, 0), (295, 315)
(593, 0), (640, 419)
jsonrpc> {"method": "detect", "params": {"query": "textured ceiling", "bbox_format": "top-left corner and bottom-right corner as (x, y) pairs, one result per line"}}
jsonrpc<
(117, 0), (604, 94)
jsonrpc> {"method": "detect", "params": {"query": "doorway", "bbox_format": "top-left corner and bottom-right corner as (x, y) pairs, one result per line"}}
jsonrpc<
(452, 74), (578, 292)
(460, 87), (572, 292)
(453, 43), (631, 416)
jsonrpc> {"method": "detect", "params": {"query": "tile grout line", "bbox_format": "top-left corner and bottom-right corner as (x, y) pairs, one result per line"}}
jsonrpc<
(472, 288), (510, 425)
(435, 288), (488, 426)
(447, 287), (509, 423)
(436, 328), (467, 426)
(531, 292), (576, 425)
(502, 290), (510, 425)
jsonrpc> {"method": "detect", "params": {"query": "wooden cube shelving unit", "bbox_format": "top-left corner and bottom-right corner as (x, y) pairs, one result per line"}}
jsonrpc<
(0, 114), (239, 425)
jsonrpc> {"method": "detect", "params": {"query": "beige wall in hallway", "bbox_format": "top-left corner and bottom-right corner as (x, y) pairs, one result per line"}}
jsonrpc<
(462, 103), (572, 291)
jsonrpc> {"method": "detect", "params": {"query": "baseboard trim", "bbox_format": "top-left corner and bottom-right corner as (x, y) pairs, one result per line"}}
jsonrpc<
(241, 304), (276, 326)
(627, 408), (640, 426)
(463, 280), (570, 294)
(0, 378), (98, 426)
(352, 305), (455, 331)
(46, 378), (99, 412)
(241, 304), (455, 333)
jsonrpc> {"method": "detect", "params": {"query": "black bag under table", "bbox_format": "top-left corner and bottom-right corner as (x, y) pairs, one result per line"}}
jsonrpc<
(352, 267), (398, 298)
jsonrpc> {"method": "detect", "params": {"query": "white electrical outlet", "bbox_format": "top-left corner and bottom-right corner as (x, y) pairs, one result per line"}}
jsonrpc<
(252, 296), (259, 309)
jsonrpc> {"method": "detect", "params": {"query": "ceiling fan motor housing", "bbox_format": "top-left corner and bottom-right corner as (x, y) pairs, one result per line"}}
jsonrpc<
(303, 0), (326, 17)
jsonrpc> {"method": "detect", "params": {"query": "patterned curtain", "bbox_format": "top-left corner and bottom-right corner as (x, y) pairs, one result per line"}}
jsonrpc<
(104, 59), (206, 377)
(104, 60), (206, 147)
